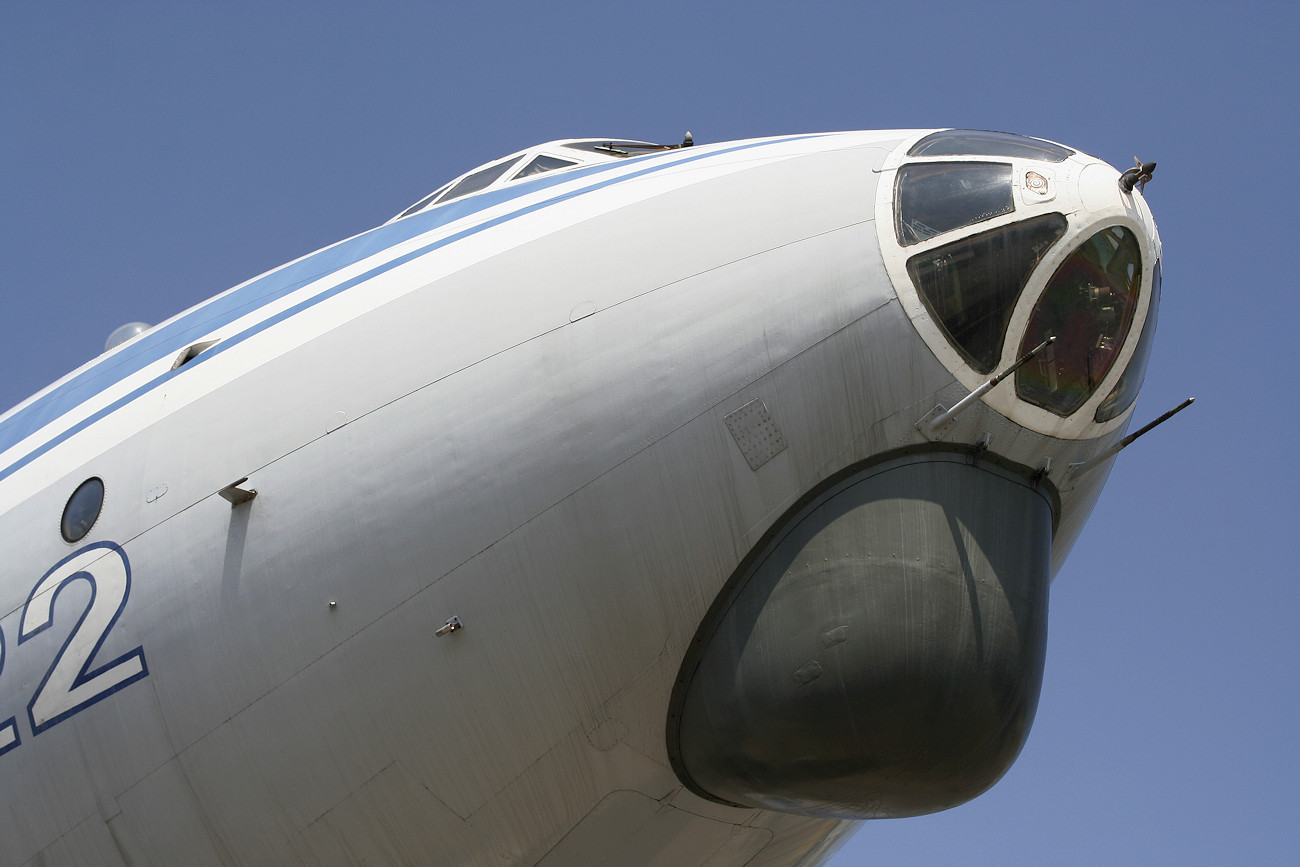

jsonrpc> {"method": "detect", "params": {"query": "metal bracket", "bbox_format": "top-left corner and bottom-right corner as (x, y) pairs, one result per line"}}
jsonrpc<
(918, 337), (1055, 437)
(217, 477), (258, 506)
(915, 404), (949, 441)
(1033, 458), (1053, 486)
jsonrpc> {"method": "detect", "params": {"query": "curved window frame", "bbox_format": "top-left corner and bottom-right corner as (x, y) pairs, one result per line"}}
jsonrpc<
(396, 183), (452, 219)
(435, 155), (525, 205)
(512, 154), (579, 180)
(1015, 225), (1143, 417)
(906, 213), (1069, 374)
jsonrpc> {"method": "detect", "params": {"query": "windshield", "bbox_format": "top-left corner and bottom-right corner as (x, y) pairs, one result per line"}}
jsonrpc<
(1015, 226), (1142, 415)
(908, 130), (1074, 162)
(907, 214), (1068, 373)
(896, 162), (1015, 246)
(438, 155), (525, 204)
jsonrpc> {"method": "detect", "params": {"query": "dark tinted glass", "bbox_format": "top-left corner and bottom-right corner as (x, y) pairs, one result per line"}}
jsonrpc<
(896, 162), (1015, 246)
(907, 214), (1068, 373)
(1095, 259), (1161, 421)
(61, 476), (104, 542)
(908, 130), (1073, 163)
(1016, 226), (1142, 416)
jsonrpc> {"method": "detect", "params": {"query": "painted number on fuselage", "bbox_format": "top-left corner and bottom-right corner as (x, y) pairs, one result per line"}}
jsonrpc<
(0, 630), (18, 757)
(17, 542), (149, 735)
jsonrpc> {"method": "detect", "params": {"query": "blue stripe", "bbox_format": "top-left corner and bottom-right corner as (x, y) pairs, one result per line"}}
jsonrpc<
(0, 135), (824, 483)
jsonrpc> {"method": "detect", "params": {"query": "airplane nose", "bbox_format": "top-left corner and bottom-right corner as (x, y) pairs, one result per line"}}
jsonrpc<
(668, 452), (1052, 819)
(880, 131), (1163, 437)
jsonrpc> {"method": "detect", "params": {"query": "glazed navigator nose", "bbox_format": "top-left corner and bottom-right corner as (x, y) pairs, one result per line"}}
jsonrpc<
(877, 128), (1163, 440)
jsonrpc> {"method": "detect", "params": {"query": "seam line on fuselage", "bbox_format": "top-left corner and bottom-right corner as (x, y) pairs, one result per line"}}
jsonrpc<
(0, 134), (830, 485)
(106, 245), (890, 774)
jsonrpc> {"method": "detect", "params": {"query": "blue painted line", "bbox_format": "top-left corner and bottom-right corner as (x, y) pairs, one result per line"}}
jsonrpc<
(0, 157), (643, 452)
(0, 135), (825, 482)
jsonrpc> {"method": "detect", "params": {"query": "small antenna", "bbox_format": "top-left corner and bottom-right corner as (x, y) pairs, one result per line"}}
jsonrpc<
(1069, 397), (1195, 477)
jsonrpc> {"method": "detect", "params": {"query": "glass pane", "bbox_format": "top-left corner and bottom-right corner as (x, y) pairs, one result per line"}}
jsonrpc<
(1095, 259), (1161, 421)
(61, 476), (104, 542)
(437, 155), (524, 204)
(398, 183), (450, 219)
(908, 130), (1073, 163)
(513, 154), (578, 179)
(907, 214), (1068, 373)
(1016, 226), (1143, 416)
(896, 162), (1015, 246)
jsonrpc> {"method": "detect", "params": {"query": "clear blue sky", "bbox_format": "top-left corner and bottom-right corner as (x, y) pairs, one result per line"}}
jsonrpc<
(3, 2), (1296, 864)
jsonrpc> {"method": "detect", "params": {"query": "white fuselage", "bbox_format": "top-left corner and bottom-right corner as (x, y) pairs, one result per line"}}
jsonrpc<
(0, 130), (1156, 865)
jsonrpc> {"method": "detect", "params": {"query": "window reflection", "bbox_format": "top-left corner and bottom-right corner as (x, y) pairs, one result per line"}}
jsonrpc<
(437, 155), (525, 204)
(1016, 226), (1142, 416)
(1095, 259), (1160, 421)
(61, 477), (104, 543)
(896, 162), (1015, 246)
(907, 214), (1068, 373)
(908, 130), (1074, 162)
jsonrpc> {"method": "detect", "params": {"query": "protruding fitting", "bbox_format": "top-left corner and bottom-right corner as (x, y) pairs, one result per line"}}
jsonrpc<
(919, 337), (1055, 436)
(435, 615), (463, 638)
(1070, 397), (1194, 477)
(1119, 158), (1157, 193)
(217, 477), (258, 506)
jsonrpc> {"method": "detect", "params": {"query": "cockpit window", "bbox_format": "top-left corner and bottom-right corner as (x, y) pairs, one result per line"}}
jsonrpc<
(1016, 226), (1142, 416)
(437, 155), (525, 204)
(397, 183), (451, 219)
(908, 130), (1074, 163)
(1094, 258), (1160, 422)
(513, 154), (578, 179)
(896, 162), (1015, 246)
(907, 214), (1067, 374)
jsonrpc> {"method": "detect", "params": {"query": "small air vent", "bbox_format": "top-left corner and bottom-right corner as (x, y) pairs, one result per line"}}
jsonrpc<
(172, 340), (219, 370)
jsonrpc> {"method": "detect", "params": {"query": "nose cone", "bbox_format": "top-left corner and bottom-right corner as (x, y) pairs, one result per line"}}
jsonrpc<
(668, 453), (1052, 818)
(877, 130), (1163, 439)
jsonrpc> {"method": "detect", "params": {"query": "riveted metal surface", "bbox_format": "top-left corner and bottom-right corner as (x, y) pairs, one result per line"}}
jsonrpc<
(725, 398), (789, 471)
